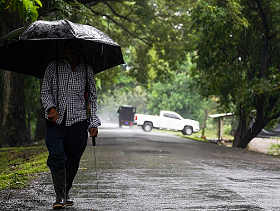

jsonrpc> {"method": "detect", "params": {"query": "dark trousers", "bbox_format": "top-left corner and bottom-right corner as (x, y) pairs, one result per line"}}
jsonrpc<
(45, 119), (88, 192)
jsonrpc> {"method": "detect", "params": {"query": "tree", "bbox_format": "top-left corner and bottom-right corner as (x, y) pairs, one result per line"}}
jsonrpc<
(146, 58), (206, 122)
(0, 0), (42, 22)
(96, 70), (148, 122)
(147, 72), (204, 119)
(1, 0), (198, 146)
(190, 0), (280, 148)
(145, 56), (218, 126)
(25, 77), (44, 140)
(48, 0), (196, 85)
(0, 71), (31, 147)
(0, 0), (42, 147)
(49, 0), (198, 122)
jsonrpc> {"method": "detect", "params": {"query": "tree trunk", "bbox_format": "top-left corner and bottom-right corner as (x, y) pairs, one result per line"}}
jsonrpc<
(0, 10), (33, 147)
(0, 71), (31, 147)
(27, 108), (32, 139)
(34, 107), (46, 142)
(0, 70), (2, 131)
(34, 79), (46, 142)
(203, 109), (208, 128)
(232, 96), (275, 149)
(233, 118), (265, 149)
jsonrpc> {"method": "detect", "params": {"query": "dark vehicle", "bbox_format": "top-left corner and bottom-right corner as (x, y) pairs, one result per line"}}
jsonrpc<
(117, 105), (136, 127)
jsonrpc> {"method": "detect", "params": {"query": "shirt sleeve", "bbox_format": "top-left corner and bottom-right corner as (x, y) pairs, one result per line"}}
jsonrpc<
(87, 65), (101, 128)
(41, 61), (57, 118)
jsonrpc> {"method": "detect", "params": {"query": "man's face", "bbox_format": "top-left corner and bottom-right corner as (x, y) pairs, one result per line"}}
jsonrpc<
(63, 43), (82, 64)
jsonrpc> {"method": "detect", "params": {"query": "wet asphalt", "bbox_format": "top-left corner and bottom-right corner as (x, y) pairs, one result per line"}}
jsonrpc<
(1, 123), (280, 211)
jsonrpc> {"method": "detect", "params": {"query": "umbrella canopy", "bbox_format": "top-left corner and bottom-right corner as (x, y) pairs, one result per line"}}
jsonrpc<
(0, 19), (125, 78)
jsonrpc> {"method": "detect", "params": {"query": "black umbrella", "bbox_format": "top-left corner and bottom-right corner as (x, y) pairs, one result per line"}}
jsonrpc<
(0, 19), (125, 78)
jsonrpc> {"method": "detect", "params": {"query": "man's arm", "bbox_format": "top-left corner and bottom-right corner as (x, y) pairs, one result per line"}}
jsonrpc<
(87, 65), (101, 131)
(41, 61), (57, 121)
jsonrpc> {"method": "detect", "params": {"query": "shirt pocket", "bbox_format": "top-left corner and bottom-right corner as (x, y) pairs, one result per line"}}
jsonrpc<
(71, 71), (86, 93)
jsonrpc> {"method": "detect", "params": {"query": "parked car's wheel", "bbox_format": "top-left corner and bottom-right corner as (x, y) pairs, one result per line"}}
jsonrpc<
(142, 122), (153, 132)
(182, 126), (193, 135)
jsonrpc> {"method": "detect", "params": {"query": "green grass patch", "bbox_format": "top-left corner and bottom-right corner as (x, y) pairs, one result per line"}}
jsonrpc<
(0, 145), (48, 190)
(268, 143), (280, 156)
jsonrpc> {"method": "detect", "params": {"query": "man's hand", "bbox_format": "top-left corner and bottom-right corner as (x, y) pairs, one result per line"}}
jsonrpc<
(90, 127), (98, 137)
(47, 108), (58, 122)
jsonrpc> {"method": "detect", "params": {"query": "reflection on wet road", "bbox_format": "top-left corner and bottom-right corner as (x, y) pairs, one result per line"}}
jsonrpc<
(1, 123), (280, 210)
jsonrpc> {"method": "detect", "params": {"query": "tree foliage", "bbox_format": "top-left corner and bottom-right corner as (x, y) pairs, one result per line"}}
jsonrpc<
(48, 0), (201, 117)
(146, 57), (206, 123)
(1, 0), (199, 144)
(190, 0), (280, 148)
(0, 0), (43, 147)
(6, 0), (280, 149)
(0, 0), (42, 22)
(49, 0), (196, 87)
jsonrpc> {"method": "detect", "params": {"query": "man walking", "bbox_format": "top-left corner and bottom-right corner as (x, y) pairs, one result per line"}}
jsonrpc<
(41, 39), (101, 209)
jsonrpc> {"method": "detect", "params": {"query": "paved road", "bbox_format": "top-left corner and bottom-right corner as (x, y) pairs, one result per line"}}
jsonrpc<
(1, 123), (280, 210)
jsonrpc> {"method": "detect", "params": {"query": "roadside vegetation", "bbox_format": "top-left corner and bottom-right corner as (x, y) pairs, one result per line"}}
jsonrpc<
(1, 0), (279, 194)
(0, 143), (48, 190)
(1, 0), (279, 151)
(268, 144), (280, 156)
(140, 124), (234, 143)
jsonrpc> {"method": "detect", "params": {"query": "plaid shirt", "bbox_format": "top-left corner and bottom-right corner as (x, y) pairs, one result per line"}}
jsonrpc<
(41, 59), (101, 128)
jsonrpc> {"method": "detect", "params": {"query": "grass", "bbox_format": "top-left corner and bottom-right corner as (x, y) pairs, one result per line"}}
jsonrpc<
(268, 143), (280, 156)
(0, 144), (48, 190)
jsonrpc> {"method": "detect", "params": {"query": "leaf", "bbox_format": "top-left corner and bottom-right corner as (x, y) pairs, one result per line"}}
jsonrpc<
(34, 0), (42, 7)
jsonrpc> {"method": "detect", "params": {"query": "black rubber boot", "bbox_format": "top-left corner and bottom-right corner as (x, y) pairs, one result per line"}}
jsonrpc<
(65, 169), (76, 206)
(51, 170), (66, 209)
(65, 183), (74, 207)
(66, 193), (74, 206)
